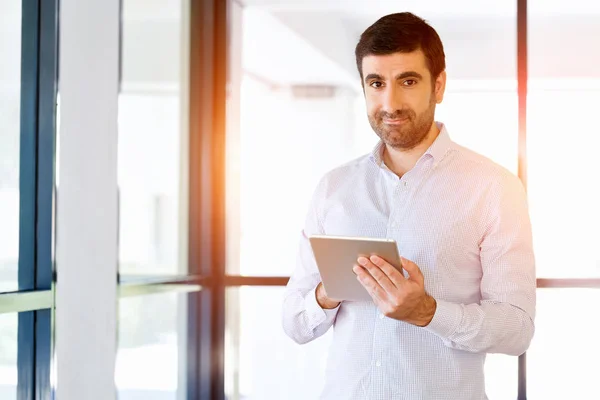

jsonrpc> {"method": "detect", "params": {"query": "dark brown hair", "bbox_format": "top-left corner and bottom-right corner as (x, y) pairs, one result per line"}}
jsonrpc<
(355, 12), (446, 82)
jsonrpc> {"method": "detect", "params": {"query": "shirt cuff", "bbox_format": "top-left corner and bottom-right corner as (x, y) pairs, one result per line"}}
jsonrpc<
(424, 299), (463, 340)
(304, 286), (340, 330)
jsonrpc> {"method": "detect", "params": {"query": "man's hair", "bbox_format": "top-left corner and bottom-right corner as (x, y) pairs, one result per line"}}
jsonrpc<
(355, 12), (446, 83)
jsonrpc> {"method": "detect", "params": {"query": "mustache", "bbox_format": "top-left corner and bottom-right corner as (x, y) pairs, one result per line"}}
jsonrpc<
(378, 110), (414, 120)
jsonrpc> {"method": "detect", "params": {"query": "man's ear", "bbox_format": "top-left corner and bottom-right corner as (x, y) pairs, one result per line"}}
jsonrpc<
(434, 70), (446, 104)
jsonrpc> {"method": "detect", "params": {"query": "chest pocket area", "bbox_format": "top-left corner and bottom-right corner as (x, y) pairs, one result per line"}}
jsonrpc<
(398, 205), (482, 286)
(322, 202), (388, 238)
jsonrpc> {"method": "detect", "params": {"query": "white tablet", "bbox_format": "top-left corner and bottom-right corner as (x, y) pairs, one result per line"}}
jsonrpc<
(308, 234), (402, 302)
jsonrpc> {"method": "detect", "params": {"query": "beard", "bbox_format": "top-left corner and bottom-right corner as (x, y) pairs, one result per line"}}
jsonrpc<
(368, 93), (436, 151)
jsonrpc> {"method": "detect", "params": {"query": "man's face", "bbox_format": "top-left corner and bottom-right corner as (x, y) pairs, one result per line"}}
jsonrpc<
(362, 49), (446, 150)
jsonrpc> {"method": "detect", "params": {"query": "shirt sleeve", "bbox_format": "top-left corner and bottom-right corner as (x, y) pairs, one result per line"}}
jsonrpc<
(425, 173), (536, 356)
(282, 178), (341, 345)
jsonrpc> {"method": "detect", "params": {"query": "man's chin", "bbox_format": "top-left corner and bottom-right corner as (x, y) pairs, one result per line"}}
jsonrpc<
(382, 132), (427, 150)
(383, 138), (412, 149)
(381, 130), (410, 144)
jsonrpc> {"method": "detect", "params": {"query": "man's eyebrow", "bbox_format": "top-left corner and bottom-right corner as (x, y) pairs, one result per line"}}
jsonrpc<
(364, 71), (424, 83)
(395, 71), (423, 80)
(364, 73), (383, 83)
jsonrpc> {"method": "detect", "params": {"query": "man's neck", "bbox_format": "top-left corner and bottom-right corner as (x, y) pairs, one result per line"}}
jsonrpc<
(382, 122), (440, 178)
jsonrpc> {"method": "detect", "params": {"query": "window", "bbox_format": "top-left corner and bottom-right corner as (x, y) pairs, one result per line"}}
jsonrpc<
(527, 0), (600, 397)
(116, 292), (187, 399)
(0, 313), (18, 399)
(4, 1), (599, 399)
(116, 2), (192, 399)
(118, 0), (190, 277)
(225, 287), (332, 400)
(528, 0), (600, 279)
(528, 289), (600, 398)
(54, 0), (222, 397)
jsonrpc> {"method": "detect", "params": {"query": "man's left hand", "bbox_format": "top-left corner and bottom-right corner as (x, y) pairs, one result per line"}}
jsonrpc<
(353, 255), (437, 327)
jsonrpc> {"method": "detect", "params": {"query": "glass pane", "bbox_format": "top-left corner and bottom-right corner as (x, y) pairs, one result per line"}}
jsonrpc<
(485, 354), (517, 399)
(226, 2), (518, 276)
(225, 286), (332, 400)
(116, 292), (187, 400)
(118, 0), (189, 276)
(528, 1), (600, 278)
(528, 289), (600, 398)
(0, 313), (18, 399)
(0, 1), (21, 293)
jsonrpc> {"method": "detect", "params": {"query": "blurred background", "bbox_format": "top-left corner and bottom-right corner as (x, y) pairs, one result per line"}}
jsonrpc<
(1, 0), (600, 399)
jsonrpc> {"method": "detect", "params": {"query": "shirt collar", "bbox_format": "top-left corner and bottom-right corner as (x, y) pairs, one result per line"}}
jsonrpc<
(424, 122), (453, 167)
(369, 122), (453, 169)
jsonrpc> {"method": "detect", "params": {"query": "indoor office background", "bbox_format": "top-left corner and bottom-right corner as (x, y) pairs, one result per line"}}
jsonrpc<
(0, 0), (599, 399)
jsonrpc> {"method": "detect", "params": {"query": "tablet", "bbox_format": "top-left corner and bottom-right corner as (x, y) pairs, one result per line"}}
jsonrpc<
(308, 234), (402, 302)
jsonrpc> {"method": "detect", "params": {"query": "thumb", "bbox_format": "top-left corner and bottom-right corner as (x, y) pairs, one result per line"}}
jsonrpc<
(400, 257), (424, 284)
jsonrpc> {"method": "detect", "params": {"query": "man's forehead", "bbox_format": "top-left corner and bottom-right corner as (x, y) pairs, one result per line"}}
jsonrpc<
(362, 50), (428, 75)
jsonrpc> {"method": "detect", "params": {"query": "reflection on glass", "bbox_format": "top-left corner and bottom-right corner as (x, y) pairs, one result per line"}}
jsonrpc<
(226, 2), (518, 276)
(0, 313), (18, 399)
(528, 0), (600, 278)
(225, 286), (332, 400)
(118, 0), (189, 276)
(528, 289), (600, 398)
(116, 292), (186, 400)
(0, 1), (22, 293)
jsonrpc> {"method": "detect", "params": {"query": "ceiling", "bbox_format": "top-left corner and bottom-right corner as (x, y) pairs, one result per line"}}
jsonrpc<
(239, 0), (600, 15)
(238, 0), (517, 16)
(237, 0), (600, 86)
(21, 0), (594, 89)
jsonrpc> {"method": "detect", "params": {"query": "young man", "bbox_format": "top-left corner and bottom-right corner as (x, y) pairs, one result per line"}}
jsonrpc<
(282, 12), (536, 400)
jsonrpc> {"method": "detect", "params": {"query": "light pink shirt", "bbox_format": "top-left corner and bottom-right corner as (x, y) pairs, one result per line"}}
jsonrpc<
(282, 123), (536, 400)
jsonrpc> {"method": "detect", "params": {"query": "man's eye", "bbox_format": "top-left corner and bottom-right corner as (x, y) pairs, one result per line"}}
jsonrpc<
(370, 81), (383, 88)
(403, 79), (417, 86)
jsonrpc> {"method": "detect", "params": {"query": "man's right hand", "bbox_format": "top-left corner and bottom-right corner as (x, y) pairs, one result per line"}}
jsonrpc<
(316, 282), (341, 309)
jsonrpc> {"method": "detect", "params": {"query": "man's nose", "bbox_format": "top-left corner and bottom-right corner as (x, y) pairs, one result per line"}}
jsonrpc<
(381, 85), (403, 114)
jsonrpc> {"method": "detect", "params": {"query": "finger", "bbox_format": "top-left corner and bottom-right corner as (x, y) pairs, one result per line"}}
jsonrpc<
(353, 264), (387, 303)
(369, 255), (407, 287)
(400, 257), (424, 285)
(357, 257), (397, 294)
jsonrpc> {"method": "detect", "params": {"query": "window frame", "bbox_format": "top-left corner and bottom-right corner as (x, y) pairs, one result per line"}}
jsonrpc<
(0, 1), (59, 399)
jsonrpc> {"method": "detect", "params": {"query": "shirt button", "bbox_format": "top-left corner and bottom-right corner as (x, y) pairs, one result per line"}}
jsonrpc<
(379, 313), (385, 319)
(375, 361), (382, 367)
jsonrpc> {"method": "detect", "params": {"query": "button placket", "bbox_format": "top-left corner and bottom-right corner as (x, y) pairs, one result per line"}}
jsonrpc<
(386, 180), (401, 233)
(389, 179), (409, 230)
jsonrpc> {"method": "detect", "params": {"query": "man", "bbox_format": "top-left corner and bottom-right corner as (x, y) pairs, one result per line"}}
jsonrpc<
(282, 12), (536, 400)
